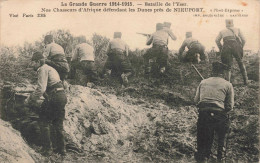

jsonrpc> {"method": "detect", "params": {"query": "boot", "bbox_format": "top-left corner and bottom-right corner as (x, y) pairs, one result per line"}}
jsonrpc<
(241, 65), (248, 85)
(237, 61), (248, 85)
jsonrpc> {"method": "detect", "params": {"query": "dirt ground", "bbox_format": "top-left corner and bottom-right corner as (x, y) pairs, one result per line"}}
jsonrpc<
(0, 54), (259, 163)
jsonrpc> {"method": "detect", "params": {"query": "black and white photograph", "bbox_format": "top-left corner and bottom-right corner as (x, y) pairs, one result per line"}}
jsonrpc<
(0, 0), (259, 162)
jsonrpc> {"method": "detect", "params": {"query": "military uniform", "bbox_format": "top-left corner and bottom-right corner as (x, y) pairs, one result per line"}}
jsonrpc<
(146, 23), (176, 76)
(71, 42), (97, 83)
(194, 62), (234, 162)
(104, 32), (132, 81)
(27, 62), (67, 155)
(215, 19), (248, 85)
(179, 32), (206, 63)
(43, 35), (70, 81)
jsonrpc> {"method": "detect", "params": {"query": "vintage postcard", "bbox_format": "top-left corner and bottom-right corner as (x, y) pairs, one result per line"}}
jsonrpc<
(0, 0), (259, 162)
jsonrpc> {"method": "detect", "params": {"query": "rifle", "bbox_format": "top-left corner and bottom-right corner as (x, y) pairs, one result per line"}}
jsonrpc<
(136, 33), (151, 37)
(191, 64), (204, 80)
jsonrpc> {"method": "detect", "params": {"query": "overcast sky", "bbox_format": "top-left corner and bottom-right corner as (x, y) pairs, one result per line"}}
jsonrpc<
(1, 0), (259, 52)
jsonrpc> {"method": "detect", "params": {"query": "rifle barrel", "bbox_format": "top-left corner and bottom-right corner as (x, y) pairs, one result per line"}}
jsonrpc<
(191, 64), (204, 80)
(136, 33), (150, 37)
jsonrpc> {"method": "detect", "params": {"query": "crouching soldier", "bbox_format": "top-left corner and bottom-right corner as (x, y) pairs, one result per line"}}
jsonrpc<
(70, 35), (97, 84)
(25, 52), (67, 156)
(103, 32), (132, 86)
(179, 32), (206, 63)
(194, 61), (234, 162)
(43, 35), (70, 82)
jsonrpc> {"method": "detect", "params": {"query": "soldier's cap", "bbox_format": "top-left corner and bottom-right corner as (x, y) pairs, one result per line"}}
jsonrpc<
(186, 32), (192, 38)
(156, 23), (164, 31)
(114, 32), (122, 38)
(212, 61), (228, 73)
(44, 35), (54, 43)
(78, 35), (87, 43)
(163, 22), (171, 28)
(225, 19), (234, 27)
(31, 51), (44, 61)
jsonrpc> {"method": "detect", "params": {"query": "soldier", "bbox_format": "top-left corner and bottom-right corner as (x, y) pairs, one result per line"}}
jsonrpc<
(43, 35), (70, 82)
(25, 52), (67, 156)
(194, 61), (234, 163)
(146, 23), (176, 75)
(71, 35), (97, 84)
(209, 47), (217, 59)
(104, 32), (132, 85)
(179, 32), (206, 63)
(215, 19), (248, 85)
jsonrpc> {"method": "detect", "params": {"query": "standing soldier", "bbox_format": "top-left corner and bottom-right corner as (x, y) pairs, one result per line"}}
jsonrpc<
(104, 32), (132, 85)
(179, 32), (206, 63)
(194, 61), (234, 163)
(43, 35), (70, 82)
(25, 52), (67, 156)
(71, 35), (97, 84)
(215, 19), (248, 85)
(146, 23), (176, 75)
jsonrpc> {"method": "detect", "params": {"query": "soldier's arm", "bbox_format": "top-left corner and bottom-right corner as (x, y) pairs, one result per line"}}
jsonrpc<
(71, 46), (79, 61)
(43, 44), (51, 59)
(125, 44), (129, 56)
(146, 35), (153, 45)
(179, 40), (187, 55)
(215, 32), (223, 51)
(28, 67), (48, 104)
(224, 84), (234, 112)
(168, 29), (177, 41)
(106, 43), (111, 54)
(238, 29), (246, 48)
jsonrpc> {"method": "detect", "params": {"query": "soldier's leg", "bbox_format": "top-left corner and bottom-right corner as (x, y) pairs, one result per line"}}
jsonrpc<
(49, 91), (67, 155)
(39, 121), (52, 155)
(52, 112), (65, 155)
(159, 47), (168, 73)
(121, 57), (132, 86)
(83, 61), (98, 84)
(233, 50), (248, 85)
(144, 48), (152, 74)
(186, 49), (196, 63)
(38, 102), (52, 155)
(198, 45), (207, 62)
(59, 62), (70, 81)
(196, 112), (214, 162)
(215, 114), (230, 162)
(50, 124), (57, 150)
(221, 47), (233, 82)
(69, 60), (80, 79)
(103, 56), (113, 77)
(88, 62), (98, 83)
(152, 47), (162, 77)
(111, 53), (122, 78)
